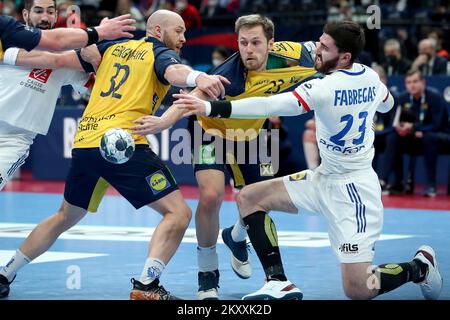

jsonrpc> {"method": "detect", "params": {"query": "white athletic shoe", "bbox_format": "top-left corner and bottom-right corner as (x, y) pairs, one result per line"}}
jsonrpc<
(242, 280), (303, 300)
(413, 245), (443, 300)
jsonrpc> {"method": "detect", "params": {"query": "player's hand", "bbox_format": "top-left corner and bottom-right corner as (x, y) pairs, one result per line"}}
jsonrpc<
(80, 44), (101, 72)
(173, 93), (207, 116)
(131, 115), (168, 135)
(412, 54), (428, 68)
(195, 74), (230, 100)
(95, 14), (136, 41)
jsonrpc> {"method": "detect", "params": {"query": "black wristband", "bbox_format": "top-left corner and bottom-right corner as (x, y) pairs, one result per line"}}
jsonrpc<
(210, 100), (232, 118)
(84, 27), (99, 46)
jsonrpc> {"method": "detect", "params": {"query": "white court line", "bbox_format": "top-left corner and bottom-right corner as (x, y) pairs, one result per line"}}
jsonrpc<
(0, 250), (107, 264)
(0, 223), (413, 248)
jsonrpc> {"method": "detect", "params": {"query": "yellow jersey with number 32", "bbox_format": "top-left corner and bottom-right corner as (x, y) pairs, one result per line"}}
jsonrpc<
(73, 37), (181, 148)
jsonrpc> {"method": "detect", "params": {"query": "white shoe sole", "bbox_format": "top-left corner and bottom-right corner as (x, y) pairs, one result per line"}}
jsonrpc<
(231, 255), (251, 279)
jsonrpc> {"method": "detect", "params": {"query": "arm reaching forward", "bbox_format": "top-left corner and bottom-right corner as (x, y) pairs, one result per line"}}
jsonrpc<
(36, 15), (136, 51)
(131, 89), (212, 135)
(12, 49), (84, 71)
(173, 91), (308, 119)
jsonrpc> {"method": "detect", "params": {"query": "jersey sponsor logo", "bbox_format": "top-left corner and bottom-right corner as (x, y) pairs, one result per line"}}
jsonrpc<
(288, 171), (307, 181)
(339, 243), (359, 254)
(29, 68), (53, 83)
(146, 170), (170, 194)
(334, 86), (376, 106)
(319, 138), (366, 154)
(260, 163), (274, 177)
(147, 266), (161, 279)
(24, 25), (36, 32)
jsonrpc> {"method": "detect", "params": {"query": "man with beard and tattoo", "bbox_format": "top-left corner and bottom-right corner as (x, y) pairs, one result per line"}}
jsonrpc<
(173, 21), (443, 300)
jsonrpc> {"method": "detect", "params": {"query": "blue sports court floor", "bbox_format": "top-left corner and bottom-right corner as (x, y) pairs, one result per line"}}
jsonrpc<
(0, 189), (449, 300)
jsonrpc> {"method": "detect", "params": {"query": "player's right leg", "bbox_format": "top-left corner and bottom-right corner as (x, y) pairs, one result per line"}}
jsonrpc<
(195, 169), (225, 300)
(238, 171), (318, 300)
(0, 200), (87, 298)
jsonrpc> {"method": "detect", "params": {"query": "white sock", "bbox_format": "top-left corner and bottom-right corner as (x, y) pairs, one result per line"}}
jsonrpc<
(303, 141), (320, 170)
(231, 220), (247, 242)
(0, 249), (30, 282)
(139, 257), (165, 285)
(197, 246), (218, 272)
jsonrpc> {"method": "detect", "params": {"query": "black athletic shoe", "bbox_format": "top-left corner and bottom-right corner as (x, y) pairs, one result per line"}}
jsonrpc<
(129, 278), (180, 300)
(197, 270), (220, 300)
(0, 274), (14, 298)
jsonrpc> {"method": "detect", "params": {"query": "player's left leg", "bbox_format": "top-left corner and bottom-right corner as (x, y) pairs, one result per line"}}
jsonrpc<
(129, 189), (191, 300)
(237, 172), (318, 300)
(328, 168), (442, 300)
(0, 200), (87, 298)
(341, 247), (442, 300)
(221, 139), (277, 280)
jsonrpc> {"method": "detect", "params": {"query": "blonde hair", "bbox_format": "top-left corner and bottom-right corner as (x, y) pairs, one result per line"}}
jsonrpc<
(235, 14), (274, 41)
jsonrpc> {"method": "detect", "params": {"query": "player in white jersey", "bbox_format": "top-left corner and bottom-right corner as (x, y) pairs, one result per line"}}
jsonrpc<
(0, 0), (93, 191)
(173, 21), (442, 300)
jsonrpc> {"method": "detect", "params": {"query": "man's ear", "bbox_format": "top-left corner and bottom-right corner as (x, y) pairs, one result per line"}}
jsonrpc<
(155, 25), (162, 39)
(341, 52), (352, 64)
(22, 9), (29, 22)
(268, 38), (274, 50)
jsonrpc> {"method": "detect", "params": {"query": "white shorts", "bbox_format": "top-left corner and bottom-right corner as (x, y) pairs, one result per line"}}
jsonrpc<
(283, 168), (383, 263)
(0, 121), (36, 190)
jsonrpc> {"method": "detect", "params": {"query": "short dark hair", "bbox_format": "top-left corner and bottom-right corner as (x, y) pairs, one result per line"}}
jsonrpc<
(405, 69), (424, 80)
(24, 0), (56, 11)
(323, 21), (365, 63)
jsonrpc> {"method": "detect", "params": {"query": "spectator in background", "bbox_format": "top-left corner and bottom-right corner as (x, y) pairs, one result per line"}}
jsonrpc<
(2, 0), (19, 20)
(97, 0), (147, 30)
(412, 38), (448, 75)
(174, 0), (202, 29)
(379, 69), (447, 197)
(268, 117), (303, 177)
(372, 65), (396, 171)
(55, 1), (87, 29)
(302, 117), (319, 170)
(382, 39), (412, 76)
(427, 30), (450, 59)
(208, 46), (232, 72)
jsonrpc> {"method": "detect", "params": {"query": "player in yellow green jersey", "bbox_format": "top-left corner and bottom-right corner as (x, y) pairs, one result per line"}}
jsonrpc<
(0, 10), (229, 300)
(131, 14), (319, 299)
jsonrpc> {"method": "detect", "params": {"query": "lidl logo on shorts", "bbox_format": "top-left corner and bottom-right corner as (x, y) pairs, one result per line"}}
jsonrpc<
(146, 170), (171, 194)
(289, 171), (307, 181)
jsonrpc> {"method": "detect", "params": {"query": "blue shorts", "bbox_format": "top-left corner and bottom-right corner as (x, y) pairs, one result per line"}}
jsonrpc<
(64, 145), (178, 212)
